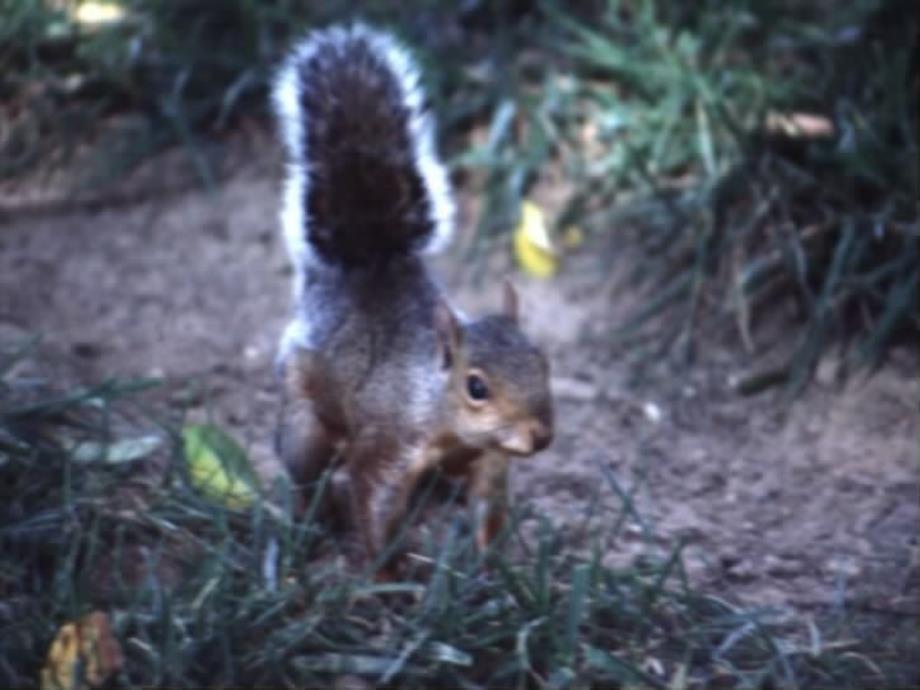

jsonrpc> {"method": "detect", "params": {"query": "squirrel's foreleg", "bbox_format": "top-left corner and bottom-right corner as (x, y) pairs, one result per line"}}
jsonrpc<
(347, 432), (426, 580)
(468, 451), (511, 552)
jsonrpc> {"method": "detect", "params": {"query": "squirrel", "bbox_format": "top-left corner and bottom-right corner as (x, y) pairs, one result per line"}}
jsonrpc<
(270, 24), (554, 576)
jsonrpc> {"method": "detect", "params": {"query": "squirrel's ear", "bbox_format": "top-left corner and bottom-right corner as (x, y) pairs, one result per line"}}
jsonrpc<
(502, 279), (519, 323)
(434, 302), (461, 369)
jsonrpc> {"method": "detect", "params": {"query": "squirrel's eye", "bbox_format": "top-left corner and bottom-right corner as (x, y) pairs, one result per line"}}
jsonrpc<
(466, 374), (489, 401)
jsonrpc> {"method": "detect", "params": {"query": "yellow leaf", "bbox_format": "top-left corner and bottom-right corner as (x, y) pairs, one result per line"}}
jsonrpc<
(41, 612), (123, 690)
(513, 200), (558, 278)
(183, 424), (259, 510)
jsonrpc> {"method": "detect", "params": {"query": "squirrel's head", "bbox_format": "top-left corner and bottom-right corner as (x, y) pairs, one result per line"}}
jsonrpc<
(435, 282), (554, 456)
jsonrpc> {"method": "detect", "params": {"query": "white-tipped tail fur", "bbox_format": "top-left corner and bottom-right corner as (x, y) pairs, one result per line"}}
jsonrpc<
(271, 24), (455, 275)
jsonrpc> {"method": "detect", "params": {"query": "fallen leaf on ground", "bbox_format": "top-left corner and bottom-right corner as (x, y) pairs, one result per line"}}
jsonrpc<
(40, 611), (123, 690)
(72, 434), (162, 464)
(765, 112), (835, 138)
(513, 200), (558, 278)
(183, 423), (260, 510)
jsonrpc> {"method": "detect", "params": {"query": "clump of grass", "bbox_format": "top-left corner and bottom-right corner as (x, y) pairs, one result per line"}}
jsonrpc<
(1, 341), (909, 688)
(455, 0), (917, 391)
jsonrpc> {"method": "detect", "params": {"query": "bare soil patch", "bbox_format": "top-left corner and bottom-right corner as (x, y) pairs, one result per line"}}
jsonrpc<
(1, 138), (916, 659)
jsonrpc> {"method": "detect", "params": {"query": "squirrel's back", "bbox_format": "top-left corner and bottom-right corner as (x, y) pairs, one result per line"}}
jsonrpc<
(272, 24), (455, 270)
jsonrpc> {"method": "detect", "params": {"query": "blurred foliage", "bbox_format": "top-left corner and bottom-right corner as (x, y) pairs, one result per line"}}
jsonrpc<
(452, 0), (917, 391)
(0, 0), (916, 388)
(2, 343), (912, 688)
(0, 0), (451, 182)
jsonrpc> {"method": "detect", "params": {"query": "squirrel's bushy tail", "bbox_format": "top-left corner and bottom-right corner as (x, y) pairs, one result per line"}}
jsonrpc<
(272, 24), (455, 268)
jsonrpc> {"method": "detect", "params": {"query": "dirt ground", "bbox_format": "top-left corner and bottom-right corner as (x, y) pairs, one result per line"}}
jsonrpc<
(1, 134), (917, 640)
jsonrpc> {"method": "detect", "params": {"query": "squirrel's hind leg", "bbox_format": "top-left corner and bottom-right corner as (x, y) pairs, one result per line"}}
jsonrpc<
(275, 349), (340, 516)
(276, 395), (339, 514)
